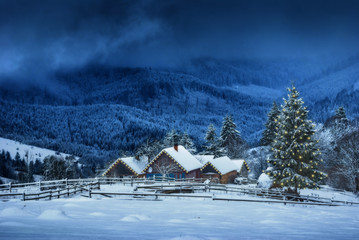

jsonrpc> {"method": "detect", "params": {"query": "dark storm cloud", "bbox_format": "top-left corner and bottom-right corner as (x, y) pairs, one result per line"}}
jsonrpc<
(0, 0), (359, 81)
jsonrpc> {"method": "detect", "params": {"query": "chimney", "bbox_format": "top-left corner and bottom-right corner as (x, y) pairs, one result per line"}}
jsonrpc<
(173, 132), (179, 152)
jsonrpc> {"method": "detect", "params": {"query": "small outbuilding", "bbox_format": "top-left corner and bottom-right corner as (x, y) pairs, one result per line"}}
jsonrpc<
(200, 156), (239, 184)
(232, 159), (250, 177)
(143, 145), (202, 179)
(102, 157), (148, 178)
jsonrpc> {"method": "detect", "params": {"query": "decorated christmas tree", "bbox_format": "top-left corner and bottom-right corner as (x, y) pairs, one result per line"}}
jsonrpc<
(261, 101), (280, 146)
(266, 84), (326, 192)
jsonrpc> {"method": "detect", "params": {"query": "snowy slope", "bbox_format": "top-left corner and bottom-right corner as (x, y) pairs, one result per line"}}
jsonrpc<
(300, 62), (359, 103)
(0, 183), (358, 239)
(233, 84), (283, 99)
(0, 137), (78, 162)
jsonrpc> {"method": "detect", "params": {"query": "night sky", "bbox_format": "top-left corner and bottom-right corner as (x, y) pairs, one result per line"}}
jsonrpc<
(1, 0), (359, 81)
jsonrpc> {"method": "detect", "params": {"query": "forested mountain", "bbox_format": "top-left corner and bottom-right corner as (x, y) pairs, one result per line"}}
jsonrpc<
(1, 57), (359, 162)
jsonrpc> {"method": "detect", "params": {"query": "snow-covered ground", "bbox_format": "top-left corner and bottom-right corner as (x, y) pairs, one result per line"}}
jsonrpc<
(0, 137), (78, 162)
(1, 183), (359, 240)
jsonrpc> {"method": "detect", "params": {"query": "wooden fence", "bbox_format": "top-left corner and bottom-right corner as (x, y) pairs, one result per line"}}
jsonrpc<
(88, 191), (343, 206)
(0, 177), (358, 206)
(0, 182), (100, 201)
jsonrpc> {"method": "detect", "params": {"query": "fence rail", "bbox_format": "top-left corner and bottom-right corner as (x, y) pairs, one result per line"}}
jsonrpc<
(1, 177), (358, 206)
(0, 182), (100, 201)
(88, 190), (343, 206)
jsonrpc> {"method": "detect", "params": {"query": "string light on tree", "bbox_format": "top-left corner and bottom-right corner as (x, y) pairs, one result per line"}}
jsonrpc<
(265, 83), (326, 193)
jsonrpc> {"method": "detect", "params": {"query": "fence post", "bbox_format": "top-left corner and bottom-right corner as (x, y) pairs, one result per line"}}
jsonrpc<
(67, 186), (70, 197)
(9, 182), (12, 193)
(22, 192), (25, 201)
(88, 185), (92, 198)
(49, 190), (52, 200)
(58, 190), (60, 199)
(65, 178), (68, 187)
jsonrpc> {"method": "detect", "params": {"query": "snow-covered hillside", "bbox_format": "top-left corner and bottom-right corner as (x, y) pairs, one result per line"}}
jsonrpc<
(0, 137), (78, 162)
(301, 62), (359, 103)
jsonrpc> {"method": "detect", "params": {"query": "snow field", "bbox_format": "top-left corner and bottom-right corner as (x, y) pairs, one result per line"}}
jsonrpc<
(0, 183), (359, 239)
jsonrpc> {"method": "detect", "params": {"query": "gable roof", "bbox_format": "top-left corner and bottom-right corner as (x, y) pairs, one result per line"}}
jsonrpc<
(200, 156), (239, 175)
(143, 145), (202, 173)
(194, 155), (215, 165)
(103, 157), (148, 176)
(232, 159), (250, 172)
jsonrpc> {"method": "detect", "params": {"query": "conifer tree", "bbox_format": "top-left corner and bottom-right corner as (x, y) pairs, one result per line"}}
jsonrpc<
(335, 106), (347, 120)
(261, 102), (280, 146)
(203, 124), (225, 158)
(220, 115), (246, 158)
(329, 106), (351, 140)
(266, 85), (326, 192)
(180, 131), (197, 153)
(205, 124), (216, 143)
(163, 129), (180, 147)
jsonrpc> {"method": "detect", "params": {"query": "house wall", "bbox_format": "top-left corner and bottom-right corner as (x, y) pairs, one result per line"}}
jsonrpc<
(202, 164), (214, 174)
(105, 162), (134, 177)
(201, 173), (220, 182)
(239, 166), (249, 178)
(186, 169), (200, 178)
(221, 170), (238, 184)
(145, 153), (187, 178)
(201, 165), (220, 182)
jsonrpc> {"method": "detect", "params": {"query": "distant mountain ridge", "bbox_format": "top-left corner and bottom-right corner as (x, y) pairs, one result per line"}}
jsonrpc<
(1, 57), (358, 161)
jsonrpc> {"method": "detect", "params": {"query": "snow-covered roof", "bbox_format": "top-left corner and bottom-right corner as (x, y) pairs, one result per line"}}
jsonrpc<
(103, 157), (148, 176)
(194, 155), (215, 165)
(201, 156), (238, 175)
(121, 157), (149, 174)
(232, 159), (250, 172)
(144, 145), (202, 173)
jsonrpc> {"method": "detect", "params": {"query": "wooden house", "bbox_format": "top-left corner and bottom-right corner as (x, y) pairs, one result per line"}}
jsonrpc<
(102, 157), (148, 178)
(232, 159), (250, 177)
(200, 156), (239, 184)
(142, 145), (202, 179)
